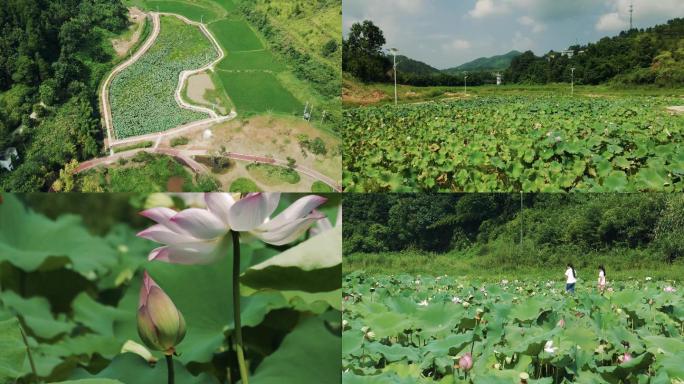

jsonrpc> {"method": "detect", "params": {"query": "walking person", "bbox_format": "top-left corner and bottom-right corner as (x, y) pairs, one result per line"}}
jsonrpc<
(565, 263), (577, 294)
(598, 265), (607, 293)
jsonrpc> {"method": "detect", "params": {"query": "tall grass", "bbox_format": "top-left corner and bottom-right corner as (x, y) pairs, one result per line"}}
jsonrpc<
(344, 248), (684, 281)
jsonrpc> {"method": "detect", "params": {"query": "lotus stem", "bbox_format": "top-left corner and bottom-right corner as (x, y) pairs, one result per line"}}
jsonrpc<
(231, 230), (249, 384)
(165, 354), (175, 384)
(19, 325), (37, 382)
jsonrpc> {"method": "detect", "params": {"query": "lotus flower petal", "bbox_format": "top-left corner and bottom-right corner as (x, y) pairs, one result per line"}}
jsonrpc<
(205, 193), (236, 225)
(254, 211), (325, 245)
(259, 195), (327, 232)
(229, 193), (281, 231)
(140, 207), (187, 234)
(170, 208), (227, 239)
(137, 224), (196, 245)
(149, 241), (220, 264)
(137, 307), (159, 350)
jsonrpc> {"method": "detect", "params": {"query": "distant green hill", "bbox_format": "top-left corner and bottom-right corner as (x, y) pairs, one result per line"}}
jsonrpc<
(395, 55), (441, 75)
(443, 50), (522, 73)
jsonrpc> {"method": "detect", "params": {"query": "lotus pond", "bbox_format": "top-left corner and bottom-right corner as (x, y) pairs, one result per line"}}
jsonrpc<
(342, 272), (684, 383)
(343, 96), (684, 192)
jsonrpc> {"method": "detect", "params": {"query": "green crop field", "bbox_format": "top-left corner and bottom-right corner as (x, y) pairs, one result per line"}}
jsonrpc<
(208, 19), (264, 51)
(217, 50), (285, 71)
(145, 0), (223, 22)
(343, 95), (684, 192)
(110, 16), (216, 138)
(342, 272), (684, 383)
(217, 71), (303, 114)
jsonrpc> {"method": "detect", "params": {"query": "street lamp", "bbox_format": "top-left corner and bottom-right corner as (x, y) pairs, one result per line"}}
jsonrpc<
(571, 67), (576, 96)
(388, 48), (399, 105)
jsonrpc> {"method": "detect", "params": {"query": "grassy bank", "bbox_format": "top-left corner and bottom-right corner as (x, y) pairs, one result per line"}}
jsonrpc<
(343, 75), (684, 108)
(344, 250), (684, 281)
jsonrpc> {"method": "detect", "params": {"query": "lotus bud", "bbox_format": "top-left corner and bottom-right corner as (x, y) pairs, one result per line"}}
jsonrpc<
(137, 271), (186, 355)
(458, 353), (473, 371)
(557, 318), (565, 328)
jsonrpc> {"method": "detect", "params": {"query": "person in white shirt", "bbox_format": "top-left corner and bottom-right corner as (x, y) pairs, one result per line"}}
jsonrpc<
(565, 264), (576, 293)
(598, 265), (607, 293)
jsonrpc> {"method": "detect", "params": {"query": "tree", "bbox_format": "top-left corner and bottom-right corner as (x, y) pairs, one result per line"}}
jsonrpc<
(52, 159), (79, 192)
(343, 20), (391, 82)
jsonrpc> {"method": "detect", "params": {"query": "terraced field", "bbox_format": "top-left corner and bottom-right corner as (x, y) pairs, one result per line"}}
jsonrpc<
(110, 15), (217, 138)
(124, 0), (305, 116)
(208, 16), (302, 114)
(343, 273), (684, 383)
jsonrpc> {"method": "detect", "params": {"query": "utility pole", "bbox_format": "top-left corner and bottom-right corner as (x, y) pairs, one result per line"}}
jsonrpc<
(571, 67), (576, 96)
(520, 191), (523, 247)
(389, 48), (399, 105)
(629, 1), (633, 30)
(464, 71), (468, 95)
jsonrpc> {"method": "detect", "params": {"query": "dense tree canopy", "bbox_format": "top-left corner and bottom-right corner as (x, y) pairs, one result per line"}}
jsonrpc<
(0, 0), (128, 191)
(343, 194), (684, 264)
(505, 18), (684, 86)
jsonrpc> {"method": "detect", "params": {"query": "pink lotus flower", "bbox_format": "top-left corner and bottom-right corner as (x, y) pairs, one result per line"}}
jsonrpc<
(138, 193), (326, 264)
(458, 353), (473, 371)
(619, 352), (632, 364)
(664, 286), (676, 293)
(557, 318), (565, 328)
(137, 271), (186, 354)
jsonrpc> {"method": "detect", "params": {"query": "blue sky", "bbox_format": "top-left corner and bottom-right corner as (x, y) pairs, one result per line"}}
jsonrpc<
(343, 0), (684, 69)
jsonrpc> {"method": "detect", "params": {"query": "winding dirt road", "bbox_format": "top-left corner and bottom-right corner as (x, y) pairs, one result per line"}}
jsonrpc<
(75, 148), (343, 192)
(101, 12), (161, 152)
(93, 10), (341, 191)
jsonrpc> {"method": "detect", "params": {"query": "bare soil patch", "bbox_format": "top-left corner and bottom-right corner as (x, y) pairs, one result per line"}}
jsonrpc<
(667, 106), (684, 115)
(342, 87), (388, 106)
(112, 7), (146, 57)
(162, 115), (341, 180)
(186, 72), (221, 110)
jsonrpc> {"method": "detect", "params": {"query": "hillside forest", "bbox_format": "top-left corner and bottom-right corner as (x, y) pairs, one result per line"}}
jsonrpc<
(343, 18), (684, 87)
(343, 194), (684, 269)
(0, 0), (129, 192)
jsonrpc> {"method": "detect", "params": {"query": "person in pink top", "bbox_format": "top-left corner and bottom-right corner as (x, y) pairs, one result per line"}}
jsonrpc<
(598, 265), (607, 293)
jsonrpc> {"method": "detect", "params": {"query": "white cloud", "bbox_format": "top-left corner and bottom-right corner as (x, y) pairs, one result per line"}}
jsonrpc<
(442, 39), (472, 52)
(511, 31), (534, 51)
(517, 16), (546, 33)
(394, 0), (429, 14)
(595, 12), (628, 31)
(469, 0), (509, 18)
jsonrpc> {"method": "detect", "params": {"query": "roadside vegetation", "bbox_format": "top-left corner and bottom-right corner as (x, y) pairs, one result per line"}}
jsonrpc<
(76, 153), (220, 192)
(246, 163), (301, 185)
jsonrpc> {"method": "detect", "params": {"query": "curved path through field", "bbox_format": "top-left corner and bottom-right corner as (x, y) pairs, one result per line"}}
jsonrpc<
(95, 10), (340, 191)
(101, 12), (161, 152)
(158, 12), (228, 119)
(75, 148), (342, 192)
(103, 11), (234, 148)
